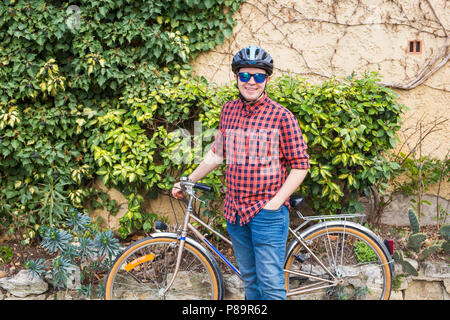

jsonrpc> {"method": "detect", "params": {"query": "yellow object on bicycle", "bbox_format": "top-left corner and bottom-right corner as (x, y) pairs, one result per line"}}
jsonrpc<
(124, 253), (155, 272)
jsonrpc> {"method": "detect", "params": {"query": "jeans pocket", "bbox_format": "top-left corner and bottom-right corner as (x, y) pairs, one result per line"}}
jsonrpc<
(260, 206), (283, 213)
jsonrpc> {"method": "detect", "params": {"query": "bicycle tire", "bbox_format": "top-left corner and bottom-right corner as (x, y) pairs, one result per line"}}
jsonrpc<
(104, 233), (224, 300)
(284, 221), (394, 300)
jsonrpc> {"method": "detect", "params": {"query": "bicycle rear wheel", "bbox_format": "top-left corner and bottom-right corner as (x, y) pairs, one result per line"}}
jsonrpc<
(284, 221), (394, 300)
(104, 233), (223, 300)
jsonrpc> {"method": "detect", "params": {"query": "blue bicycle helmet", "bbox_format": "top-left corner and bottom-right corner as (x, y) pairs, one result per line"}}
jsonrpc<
(231, 46), (274, 75)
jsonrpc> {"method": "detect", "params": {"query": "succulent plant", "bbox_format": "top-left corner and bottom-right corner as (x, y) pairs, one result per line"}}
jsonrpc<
(419, 244), (442, 261)
(407, 233), (427, 252)
(440, 225), (450, 255)
(66, 207), (92, 233)
(408, 209), (420, 234)
(394, 214), (447, 276)
(440, 225), (450, 241)
(39, 226), (73, 254)
(441, 241), (450, 255)
(401, 259), (419, 276)
(25, 209), (121, 295)
(50, 257), (75, 289)
(392, 250), (419, 276)
(24, 258), (47, 280)
(93, 229), (121, 261)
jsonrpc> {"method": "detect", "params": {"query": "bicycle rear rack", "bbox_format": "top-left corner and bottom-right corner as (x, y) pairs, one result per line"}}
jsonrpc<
(293, 210), (366, 233)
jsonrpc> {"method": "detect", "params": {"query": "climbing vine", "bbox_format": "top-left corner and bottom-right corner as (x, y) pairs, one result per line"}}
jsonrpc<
(91, 71), (407, 237)
(0, 0), (245, 241)
(197, 0), (449, 92)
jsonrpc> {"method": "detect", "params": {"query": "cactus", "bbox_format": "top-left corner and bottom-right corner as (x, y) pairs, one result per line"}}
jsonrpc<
(419, 244), (441, 261)
(392, 250), (404, 264)
(439, 225), (450, 255)
(393, 250), (419, 276)
(440, 225), (450, 241)
(408, 209), (420, 234)
(441, 240), (450, 255)
(407, 233), (427, 252)
(401, 259), (419, 276)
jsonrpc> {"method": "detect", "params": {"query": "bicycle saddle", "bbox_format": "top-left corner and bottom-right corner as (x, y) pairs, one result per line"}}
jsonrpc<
(289, 196), (304, 208)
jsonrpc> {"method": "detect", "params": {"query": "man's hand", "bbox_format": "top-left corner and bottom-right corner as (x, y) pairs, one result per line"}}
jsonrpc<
(171, 150), (222, 200)
(262, 168), (308, 211)
(262, 197), (284, 210)
(171, 182), (184, 199)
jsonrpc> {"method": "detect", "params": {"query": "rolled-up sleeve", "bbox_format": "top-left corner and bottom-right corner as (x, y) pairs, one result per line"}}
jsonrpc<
(279, 111), (310, 170)
(210, 128), (224, 158)
(209, 107), (225, 158)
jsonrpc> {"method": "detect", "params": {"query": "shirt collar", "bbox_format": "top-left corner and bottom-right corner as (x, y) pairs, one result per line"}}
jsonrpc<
(240, 91), (268, 116)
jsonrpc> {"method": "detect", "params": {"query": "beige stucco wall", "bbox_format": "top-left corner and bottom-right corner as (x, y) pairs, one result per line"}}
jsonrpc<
(192, 0), (449, 159)
(192, 0), (449, 199)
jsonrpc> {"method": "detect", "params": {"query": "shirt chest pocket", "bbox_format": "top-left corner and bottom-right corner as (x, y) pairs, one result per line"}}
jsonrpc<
(247, 130), (280, 165)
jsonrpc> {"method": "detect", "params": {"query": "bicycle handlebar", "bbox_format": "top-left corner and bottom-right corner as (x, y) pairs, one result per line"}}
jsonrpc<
(179, 177), (213, 193)
(193, 183), (213, 192)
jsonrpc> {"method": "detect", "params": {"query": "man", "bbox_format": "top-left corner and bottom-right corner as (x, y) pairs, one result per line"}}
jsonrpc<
(172, 46), (309, 300)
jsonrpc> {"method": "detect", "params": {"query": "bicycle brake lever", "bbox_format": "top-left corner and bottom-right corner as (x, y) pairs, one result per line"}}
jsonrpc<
(179, 177), (206, 205)
(192, 194), (206, 205)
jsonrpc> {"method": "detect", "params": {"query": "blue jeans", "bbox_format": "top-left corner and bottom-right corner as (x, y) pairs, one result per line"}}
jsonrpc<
(226, 205), (289, 300)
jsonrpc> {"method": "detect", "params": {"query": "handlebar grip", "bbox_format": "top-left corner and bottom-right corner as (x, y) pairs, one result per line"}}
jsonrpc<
(194, 183), (213, 192)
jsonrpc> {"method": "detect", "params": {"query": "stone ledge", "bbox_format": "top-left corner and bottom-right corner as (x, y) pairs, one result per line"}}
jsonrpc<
(392, 261), (450, 300)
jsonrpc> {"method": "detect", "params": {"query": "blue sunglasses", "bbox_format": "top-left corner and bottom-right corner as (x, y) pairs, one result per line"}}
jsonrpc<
(238, 72), (267, 83)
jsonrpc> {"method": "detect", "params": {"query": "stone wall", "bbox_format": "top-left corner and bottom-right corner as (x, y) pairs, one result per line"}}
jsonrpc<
(390, 261), (450, 300)
(1, 263), (448, 300)
(381, 193), (450, 226)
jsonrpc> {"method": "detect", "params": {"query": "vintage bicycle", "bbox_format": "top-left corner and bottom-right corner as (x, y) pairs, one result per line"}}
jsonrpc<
(104, 177), (395, 300)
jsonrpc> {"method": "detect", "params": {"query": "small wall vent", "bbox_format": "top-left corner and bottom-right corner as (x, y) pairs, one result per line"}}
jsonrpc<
(408, 40), (422, 54)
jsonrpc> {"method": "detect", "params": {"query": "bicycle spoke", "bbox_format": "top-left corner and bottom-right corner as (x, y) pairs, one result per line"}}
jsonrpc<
(284, 268), (334, 284)
(285, 225), (392, 300)
(106, 237), (220, 300)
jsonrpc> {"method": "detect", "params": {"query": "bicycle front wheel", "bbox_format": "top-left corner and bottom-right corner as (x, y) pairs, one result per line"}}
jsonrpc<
(104, 233), (223, 300)
(284, 222), (393, 300)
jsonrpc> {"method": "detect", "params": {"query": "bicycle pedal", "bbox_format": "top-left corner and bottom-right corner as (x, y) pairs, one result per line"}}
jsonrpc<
(293, 254), (307, 263)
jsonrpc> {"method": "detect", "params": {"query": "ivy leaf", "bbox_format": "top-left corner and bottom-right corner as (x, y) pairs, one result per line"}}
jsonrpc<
(223, 27), (233, 39)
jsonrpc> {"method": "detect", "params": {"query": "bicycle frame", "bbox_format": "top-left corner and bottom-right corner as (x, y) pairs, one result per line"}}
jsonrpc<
(161, 181), (368, 298)
(162, 187), (240, 295)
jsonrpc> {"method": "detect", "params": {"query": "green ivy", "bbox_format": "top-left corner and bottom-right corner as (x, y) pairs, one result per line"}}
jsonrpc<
(0, 245), (13, 264)
(0, 0), (408, 240)
(0, 0), (243, 101)
(0, 0), (244, 240)
(91, 72), (406, 237)
(90, 77), (235, 237)
(267, 72), (406, 214)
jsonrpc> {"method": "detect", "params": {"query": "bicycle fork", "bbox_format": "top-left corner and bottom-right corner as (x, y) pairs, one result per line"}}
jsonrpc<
(159, 195), (194, 298)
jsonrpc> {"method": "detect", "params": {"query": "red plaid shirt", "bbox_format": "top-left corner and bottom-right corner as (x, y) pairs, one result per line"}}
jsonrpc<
(211, 92), (309, 225)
